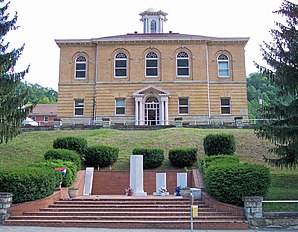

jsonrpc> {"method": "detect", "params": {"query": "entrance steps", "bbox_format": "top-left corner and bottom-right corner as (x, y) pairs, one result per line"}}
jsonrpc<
(5, 197), (249, 230)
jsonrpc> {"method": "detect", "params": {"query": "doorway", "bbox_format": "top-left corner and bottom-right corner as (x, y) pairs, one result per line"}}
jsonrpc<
(145, 97), (159, 125)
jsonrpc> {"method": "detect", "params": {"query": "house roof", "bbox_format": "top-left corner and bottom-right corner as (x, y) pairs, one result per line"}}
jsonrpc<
(29, 104), (58, 116)
(55, 33), (249, 46)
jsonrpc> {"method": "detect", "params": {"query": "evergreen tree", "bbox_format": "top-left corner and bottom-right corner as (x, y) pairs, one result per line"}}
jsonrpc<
(0, 1), (33, 143)
(255, 0), (298, 167)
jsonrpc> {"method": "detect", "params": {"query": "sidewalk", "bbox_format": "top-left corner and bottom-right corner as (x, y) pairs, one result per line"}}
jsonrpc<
(1, 226), (297, 232)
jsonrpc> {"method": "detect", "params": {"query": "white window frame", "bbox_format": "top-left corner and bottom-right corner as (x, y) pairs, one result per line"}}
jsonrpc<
(115, 98), (126, 116)
(178, 98), (189, 115)
(217, 54), (230, 78)
(220, 98), (231, 115)
(75, 56), (87, 79)
(176, 51), (190, 77)
(44, 116), (49, 123)
(114, 53), (127, 78)
(145, 52), (158, 78)
(74, 99), (84, 116)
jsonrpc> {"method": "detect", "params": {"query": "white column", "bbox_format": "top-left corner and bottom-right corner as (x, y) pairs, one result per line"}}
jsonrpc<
(160, 100), (165, 125)
(139, 100), (144, 125)
(160, 95), (169, 125)
(135, 100), (139, 125)
(165, 99), (169, 125)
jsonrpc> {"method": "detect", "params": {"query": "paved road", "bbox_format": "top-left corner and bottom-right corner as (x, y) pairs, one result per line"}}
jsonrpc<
(1, 226), (298, 232)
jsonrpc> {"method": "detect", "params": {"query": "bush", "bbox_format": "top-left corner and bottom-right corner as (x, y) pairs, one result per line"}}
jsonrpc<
(204, 163), (271, 206)
(33, 160), (77, 187)
(53, 136), (87, 156)
(0, 167), (61, 203)
(132, 148), (164, 169)
(203, 133), (236, 156)
(169, 147), (197, 167)
(85, 145), (119, 168)
(44, 149), (81, 171)
(200, 155), (240, 173)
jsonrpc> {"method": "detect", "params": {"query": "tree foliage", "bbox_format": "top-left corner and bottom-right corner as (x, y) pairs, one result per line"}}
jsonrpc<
(255, 0), (298, 167)
(0, 1), (33, 144)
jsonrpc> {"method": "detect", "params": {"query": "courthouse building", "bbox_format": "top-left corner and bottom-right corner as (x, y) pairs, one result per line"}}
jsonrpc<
(55, 9), (249, 126)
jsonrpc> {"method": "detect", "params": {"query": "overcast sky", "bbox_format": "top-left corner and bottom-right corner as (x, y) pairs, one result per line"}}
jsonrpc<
(6, 0), (285, 91)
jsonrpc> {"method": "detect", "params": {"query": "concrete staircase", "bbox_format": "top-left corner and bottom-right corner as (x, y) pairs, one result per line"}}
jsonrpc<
(5, 197), (249, 229)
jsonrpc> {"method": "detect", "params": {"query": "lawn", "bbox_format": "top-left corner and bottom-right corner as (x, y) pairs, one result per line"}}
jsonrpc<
(0, 127), (297, 210)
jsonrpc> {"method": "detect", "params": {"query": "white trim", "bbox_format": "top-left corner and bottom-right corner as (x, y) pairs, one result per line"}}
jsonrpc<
(178, 97), (189, 115)
(115, 98), (126, 116)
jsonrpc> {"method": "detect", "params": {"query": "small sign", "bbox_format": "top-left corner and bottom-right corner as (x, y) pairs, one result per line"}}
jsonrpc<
(192, 205), (198, 217)
(55, 167), (67, 175)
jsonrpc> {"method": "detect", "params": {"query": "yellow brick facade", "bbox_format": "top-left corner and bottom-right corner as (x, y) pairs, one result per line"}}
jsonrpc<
(56, 11), (249, 126)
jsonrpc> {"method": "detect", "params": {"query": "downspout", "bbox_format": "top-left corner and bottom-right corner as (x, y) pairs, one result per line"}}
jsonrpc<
(205, 43), (211, 122)
(93, 43), (99, 122)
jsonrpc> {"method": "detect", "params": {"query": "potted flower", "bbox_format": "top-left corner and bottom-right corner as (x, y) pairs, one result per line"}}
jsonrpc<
(125, 187), (133, 196)
(159, 186), (167, 196)
(68, 187), (78, 198)
(180, 186), (190, 198)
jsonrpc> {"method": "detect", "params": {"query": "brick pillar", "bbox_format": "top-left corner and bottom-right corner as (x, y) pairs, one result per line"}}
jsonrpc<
(0, 192), (13, 224)
(242, 196), (263, 220)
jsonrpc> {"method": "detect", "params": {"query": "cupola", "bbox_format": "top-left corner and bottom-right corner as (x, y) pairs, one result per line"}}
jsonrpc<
(139, 8), (168, 33)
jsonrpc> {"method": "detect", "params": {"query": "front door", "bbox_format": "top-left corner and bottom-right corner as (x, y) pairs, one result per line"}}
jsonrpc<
(145, 97), (159, 125)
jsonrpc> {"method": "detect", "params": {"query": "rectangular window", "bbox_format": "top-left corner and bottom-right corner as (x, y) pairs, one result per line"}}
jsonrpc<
(177, 59), (189, 76)
(44, 116), (49, 122)
(115, 60), (127, 77)
(75, 63), (86, 79)
(115, 98), (125, 115)
(74, 99), (84, 116)
(221, 98), (231, 114)
(146, 60), (158, 77)
(179, 98), (189, 114)
(218, 61), (230, 77)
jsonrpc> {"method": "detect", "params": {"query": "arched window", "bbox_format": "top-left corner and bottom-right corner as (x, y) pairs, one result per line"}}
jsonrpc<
(146, 52), (158, 77)
(150, 20), (156, 33)
(114, 52), (127, 78)
(217, 54), (230, 77)
(75, 56), (86, 79)
(176, 51), (190, 77)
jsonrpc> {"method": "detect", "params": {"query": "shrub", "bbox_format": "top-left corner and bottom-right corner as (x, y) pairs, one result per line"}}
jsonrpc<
(53, 136), (87, 156)
(0, 167), (61, 203)
(132, 148), (164, 169)
(169, 147), (197, 167)
(204, 163), (271, 206)
(44, 149), (81, 171)
(33, 160), (77, 187)
(203, 133), (236, 156)
(200, 155), (240, 173)
(85, 145), (119, 168)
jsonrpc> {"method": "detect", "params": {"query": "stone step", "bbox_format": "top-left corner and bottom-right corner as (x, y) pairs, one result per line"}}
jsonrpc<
(49, 203), (202, 208)
(4, 219), (249, 230)
(9, 215), (246, 221)
(55, 200), (202, 205)
(25, 211), (230, 217)
(40, 207), (215, 212)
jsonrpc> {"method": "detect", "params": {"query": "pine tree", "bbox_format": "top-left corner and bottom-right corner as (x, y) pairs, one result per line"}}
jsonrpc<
(0, 1), (33, 144)
(255, 0), (298, 167)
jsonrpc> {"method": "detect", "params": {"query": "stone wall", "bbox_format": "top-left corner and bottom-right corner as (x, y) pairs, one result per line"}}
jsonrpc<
(0, 192), (13, 224)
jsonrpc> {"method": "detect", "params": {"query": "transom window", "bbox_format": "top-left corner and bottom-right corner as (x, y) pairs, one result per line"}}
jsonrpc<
(220, 98), (231, 114)
(75, 56), (87, 79)
(179, 98), (189, 114)
(115, 98), (126, 115)
(177, 52), (190, 77)
(114, 53), (127, 78)
(74, 99), (84, 116)
(217, 54), (230, 77)
(146, 52), (158, 77)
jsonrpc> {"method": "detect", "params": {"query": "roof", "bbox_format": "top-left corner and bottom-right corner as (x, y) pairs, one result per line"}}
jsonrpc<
(55, 33), (249, 45)
(29, 104), (58, 116)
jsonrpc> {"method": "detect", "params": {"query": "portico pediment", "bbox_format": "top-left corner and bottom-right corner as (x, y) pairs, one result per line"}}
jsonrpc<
(133, 85), (170, 96)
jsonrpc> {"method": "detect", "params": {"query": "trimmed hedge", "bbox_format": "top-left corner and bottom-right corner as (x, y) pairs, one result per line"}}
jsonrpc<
(169, 147), (197, 167)
(200, 155), (240, 173)
(85, 145), (119, 168)
(132, 148), (164, 169)
(203, 133), (236, 156)
(204, 163), (271, 206)
(44, 149), (81, 171)
(53, 136), (87, 156)
(0, 167), (61, 203)
(33, 160), (77, 187)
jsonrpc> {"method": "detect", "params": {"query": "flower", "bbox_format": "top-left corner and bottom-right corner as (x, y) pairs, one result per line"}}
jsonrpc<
(125, 187), (134, 196)
(159, 186), (167, 194)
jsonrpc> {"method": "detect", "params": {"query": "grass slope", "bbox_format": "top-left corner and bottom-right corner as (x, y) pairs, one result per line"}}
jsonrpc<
(0, 128), (297, 209)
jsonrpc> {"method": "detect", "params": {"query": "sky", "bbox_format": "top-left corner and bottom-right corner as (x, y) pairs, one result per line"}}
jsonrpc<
(5, 0), (286, 91)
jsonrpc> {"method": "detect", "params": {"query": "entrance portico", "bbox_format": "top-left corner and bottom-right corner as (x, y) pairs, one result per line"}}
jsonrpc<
(133, 85), (170, 126)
